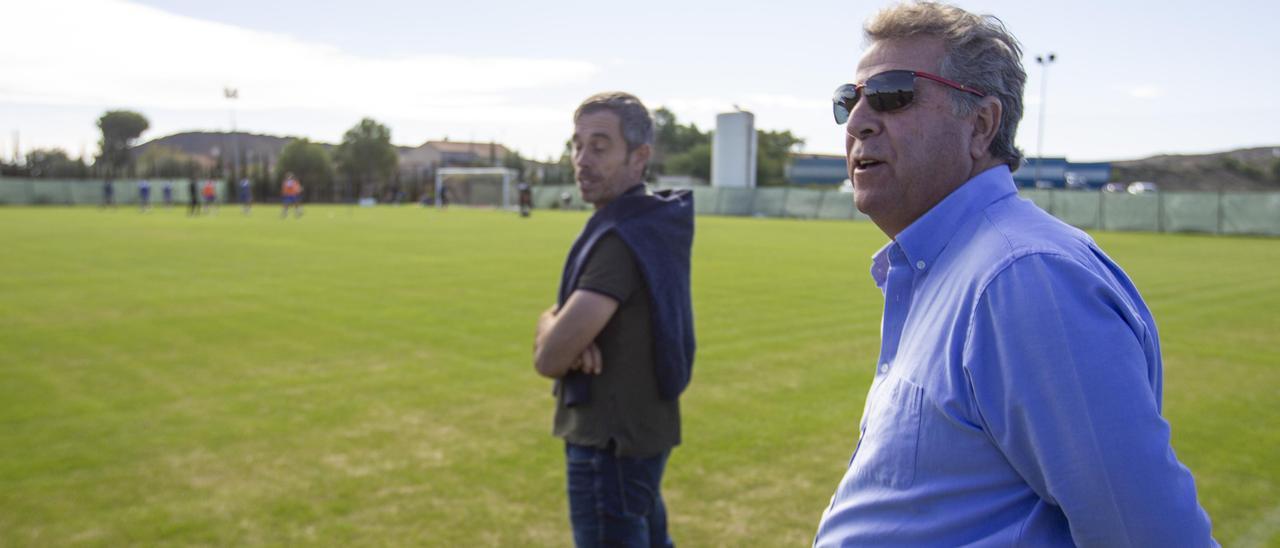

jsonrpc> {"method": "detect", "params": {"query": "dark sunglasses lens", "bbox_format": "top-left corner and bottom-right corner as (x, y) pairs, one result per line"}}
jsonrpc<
(865, 71), (916, 112)
(832, 84), (859, 124)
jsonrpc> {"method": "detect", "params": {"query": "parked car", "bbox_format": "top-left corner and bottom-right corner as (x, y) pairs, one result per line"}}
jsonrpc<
(1102, 182), (1127, 192)
(1127, 181), (1158, 194)
(1064, 172), (1089, 190)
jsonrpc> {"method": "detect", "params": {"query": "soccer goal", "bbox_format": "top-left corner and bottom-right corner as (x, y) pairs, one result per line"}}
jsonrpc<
(434, 167), (518, 209)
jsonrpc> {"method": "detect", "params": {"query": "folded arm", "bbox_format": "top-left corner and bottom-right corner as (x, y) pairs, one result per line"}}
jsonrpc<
(534, 289), (618, 379)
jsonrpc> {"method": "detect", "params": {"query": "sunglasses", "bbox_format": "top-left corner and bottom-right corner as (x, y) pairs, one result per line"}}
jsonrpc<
(832, 70), (985, 124)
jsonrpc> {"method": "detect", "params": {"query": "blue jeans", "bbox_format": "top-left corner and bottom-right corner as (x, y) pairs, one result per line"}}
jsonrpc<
(565, 442), (674, 548)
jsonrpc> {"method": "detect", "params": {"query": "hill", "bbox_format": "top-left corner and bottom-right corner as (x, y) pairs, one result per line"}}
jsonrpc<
(1109, 146), (1280, 191)
(132, 132), (339, 164)
(132, 132), (423, 163)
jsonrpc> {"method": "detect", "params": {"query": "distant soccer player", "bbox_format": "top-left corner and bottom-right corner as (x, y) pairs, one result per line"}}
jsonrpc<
(517, 181), (533, 217)
(238, 177), (252, 215)
(281, 172), (303, 218)
(201, 179), (217, 214)
(137, 179), (151, 212)
(187, 177), (198, 216)
(162, 181), (173, 207)
(102, 180), (114, 208)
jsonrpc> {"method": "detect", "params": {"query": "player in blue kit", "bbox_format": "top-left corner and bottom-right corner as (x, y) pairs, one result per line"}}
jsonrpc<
(238, 177), (252, 215)
(138, 180), (151, 212)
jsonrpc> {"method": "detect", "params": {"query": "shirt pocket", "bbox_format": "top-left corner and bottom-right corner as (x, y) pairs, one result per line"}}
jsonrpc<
(851, 375), (924, 489)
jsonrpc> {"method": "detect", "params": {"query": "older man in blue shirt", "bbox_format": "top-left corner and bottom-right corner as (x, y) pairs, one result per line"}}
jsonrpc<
(815, 3), (1216, 546)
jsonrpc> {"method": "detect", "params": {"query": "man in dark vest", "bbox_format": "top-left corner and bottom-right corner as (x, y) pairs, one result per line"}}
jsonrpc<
(534, 92), (695, 547)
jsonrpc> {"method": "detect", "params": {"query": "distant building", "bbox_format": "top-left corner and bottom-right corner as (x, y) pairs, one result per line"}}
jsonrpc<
(1012, 158), (1111, 189)
(712, 111), (757, 188)
(398, 140), (510, 182)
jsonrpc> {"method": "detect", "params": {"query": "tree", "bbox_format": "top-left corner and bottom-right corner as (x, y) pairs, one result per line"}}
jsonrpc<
(0, 160), (21, 177)
(276, 138), (335, 201)
(253, 153), (272, 201)
(652, 107), (680, 172)
(756, 129), (805, 186)
(652, 107), (710, 178)
(665, 142), (712, 182)
(333, 118), (398, 199)
(25, 148), (88, 178)
(503, 149), (527, 179)
(96, 110), (149, 179)
(534, 142), (575, 186)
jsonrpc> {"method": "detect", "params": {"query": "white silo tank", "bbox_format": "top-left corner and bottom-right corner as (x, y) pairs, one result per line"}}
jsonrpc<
(712, 111), (757, 188)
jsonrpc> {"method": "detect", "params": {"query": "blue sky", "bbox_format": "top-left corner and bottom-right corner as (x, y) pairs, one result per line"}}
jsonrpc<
(2, 0), (1277, 163)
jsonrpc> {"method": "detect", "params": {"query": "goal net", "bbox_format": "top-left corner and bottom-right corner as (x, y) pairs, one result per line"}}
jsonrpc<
(434, 167), (517, 209)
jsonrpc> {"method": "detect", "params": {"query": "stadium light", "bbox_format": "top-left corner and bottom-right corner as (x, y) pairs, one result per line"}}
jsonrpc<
(1033, 53), (1056, 187)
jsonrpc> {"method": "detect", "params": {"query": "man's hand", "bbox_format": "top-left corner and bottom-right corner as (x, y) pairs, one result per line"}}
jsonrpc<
(573, 343), (603, 375)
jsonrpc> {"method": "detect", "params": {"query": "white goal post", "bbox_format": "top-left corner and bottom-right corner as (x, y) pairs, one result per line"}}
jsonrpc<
(434, 167), (518, 209)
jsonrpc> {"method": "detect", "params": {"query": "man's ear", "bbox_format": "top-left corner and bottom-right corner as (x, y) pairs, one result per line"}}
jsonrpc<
(970, 96), (1002, 160)
(629, 143), (653, 173)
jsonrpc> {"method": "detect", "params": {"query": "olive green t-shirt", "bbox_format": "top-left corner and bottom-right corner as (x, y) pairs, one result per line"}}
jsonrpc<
(552, 233), (681, 458)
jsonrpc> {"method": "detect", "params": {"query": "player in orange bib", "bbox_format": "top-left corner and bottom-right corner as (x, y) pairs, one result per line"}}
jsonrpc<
(201, 179), (218, 214)
(281, 172), (303, 219)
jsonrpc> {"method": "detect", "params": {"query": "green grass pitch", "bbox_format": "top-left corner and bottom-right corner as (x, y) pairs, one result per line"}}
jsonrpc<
(0, 205), (1276, 546)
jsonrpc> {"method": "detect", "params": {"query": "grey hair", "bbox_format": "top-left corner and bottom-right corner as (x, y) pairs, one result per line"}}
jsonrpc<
(574, 91), (654, 153)
(865, 2), (1027, 170)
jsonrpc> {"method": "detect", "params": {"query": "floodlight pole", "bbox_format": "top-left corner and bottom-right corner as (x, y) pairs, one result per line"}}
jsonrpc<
(1033, 53), (1056, 187)
(225, 87), (239, 181)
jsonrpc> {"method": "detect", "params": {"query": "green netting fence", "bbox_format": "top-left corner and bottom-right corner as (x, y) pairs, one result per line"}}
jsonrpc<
(0, 178), (222, 206)
(3, 178), (1277, 236)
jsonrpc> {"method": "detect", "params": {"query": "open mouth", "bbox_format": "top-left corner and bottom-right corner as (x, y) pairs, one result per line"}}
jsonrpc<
(853, 159), (884, 170)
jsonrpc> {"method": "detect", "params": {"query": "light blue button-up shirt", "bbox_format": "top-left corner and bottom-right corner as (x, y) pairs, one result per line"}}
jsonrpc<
(814, 166), (1216, 546)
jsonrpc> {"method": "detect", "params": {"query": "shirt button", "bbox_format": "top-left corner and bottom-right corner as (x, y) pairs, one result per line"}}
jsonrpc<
(879, 363), (888, 373)
(916, 260), (926, 270)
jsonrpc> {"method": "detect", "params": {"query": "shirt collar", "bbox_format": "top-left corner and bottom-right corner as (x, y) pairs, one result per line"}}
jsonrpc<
(891, 165), (1017, 273)
(870, 240), (894, 290)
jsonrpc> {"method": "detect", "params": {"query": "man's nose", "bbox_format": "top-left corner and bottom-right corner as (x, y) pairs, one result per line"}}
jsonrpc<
(845, 99), (880, 141)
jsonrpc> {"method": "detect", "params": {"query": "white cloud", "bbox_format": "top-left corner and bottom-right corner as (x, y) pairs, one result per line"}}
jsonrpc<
(744, 94), (827, 110)
(0, 0), (597, 126)
(1104, 84), (1166, 100)
(1126, 85), (1165, 99)
(661, 93), (825, 118)
(660, 97), (736, 115)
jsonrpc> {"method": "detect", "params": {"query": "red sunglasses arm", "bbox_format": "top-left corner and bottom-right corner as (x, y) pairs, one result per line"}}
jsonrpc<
(915, 71), (986, 97)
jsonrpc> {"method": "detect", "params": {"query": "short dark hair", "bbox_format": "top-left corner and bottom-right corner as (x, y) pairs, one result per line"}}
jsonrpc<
(574, 92), (654, 152)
